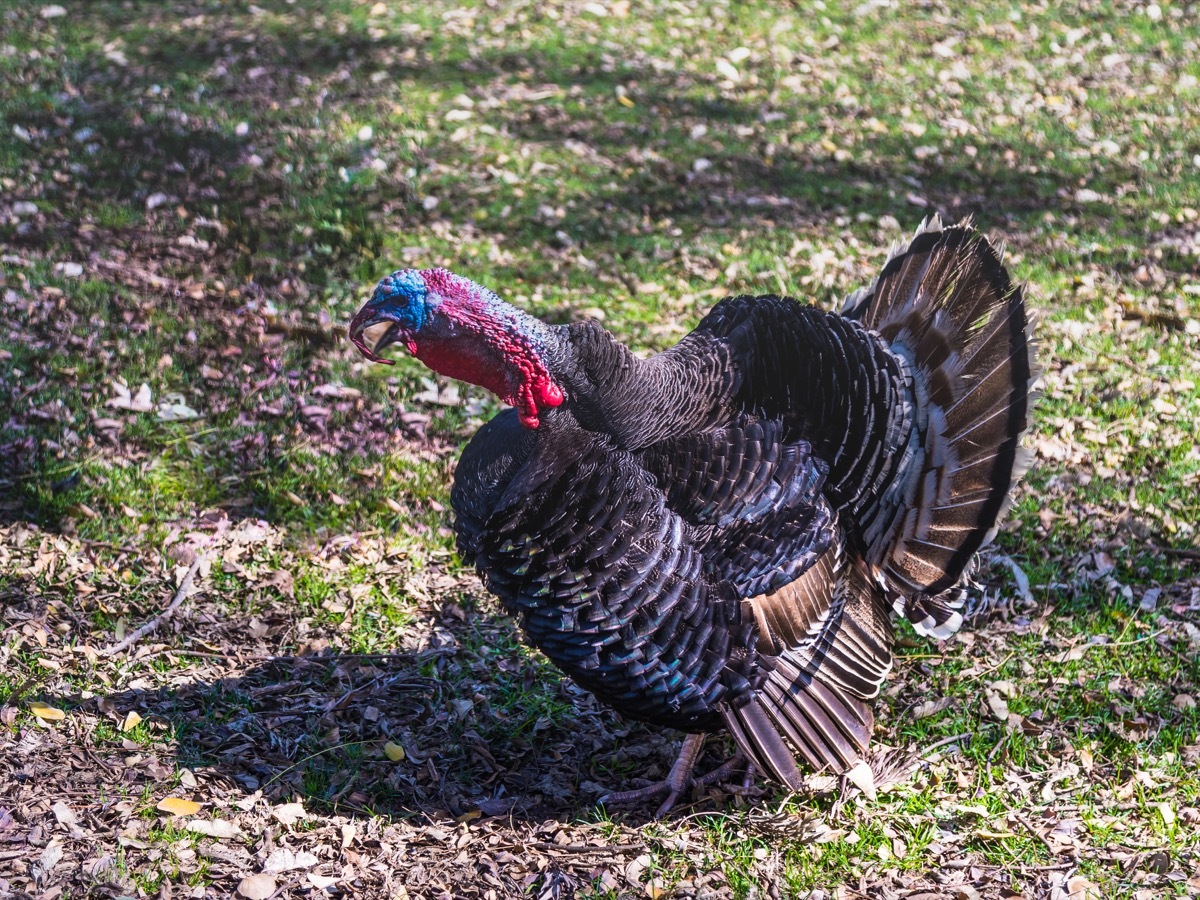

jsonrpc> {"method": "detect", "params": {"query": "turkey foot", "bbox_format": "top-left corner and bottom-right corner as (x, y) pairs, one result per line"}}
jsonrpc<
(600, 735), (751, 817)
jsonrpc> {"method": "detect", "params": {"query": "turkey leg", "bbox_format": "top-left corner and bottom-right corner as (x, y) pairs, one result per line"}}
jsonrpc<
(600, 735), (752, 817)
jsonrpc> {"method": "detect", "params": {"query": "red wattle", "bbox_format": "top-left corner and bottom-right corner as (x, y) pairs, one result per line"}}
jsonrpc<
(538, 381), (565, 408)
(412, 332), (563, 430)
(405, 270), (566, 429)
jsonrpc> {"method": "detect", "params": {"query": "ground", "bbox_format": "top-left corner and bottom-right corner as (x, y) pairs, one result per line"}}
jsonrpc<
(1, 0), (1199, 897)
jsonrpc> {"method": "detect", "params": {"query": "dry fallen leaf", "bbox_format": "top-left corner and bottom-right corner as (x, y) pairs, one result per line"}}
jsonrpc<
(845, 760), (877, 800)
(237, 874), (276, 900)
(263, 848), (319, 874)
(308, 872), (339, 890)
(156, 797), (202, 816)
(1079, 745), (1094, 772)
(914, 697), (953, 720)
(51, 802), (77, 828)
(186, 819), (242, 840)
(271, 801), (307, 826)
(29, 702), (66, 722)
(107, 381), (154, 412)
(986, 691), (1010, 721)
(121, 711), (143, 732)
(1066, 875), (1101, 900)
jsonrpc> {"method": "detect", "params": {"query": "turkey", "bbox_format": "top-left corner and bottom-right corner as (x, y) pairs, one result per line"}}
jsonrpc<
(350, 217), (1036, 814)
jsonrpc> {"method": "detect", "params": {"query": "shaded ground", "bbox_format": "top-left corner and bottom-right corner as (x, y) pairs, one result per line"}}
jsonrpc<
(2, 0), (1200, 897)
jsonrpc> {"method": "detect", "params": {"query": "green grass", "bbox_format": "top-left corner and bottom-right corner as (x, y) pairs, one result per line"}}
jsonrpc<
(2, 0), (1200, 897)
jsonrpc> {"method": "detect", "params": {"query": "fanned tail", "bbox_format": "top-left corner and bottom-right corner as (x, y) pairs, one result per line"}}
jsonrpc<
(843, 216), (1038, 637)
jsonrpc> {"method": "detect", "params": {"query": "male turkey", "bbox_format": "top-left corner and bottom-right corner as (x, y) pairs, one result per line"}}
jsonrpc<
(350, 217), (1035, 814)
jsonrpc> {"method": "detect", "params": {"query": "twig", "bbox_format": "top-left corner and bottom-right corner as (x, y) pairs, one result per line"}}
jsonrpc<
(532, 841), (645, 853)
(1094, 629), (1168, 650)
(103, 554), (206, 657)
(91, 258), (181, 295)
(80, 538), (139, 555)
(971, 860), (1074, 871)
(135, 647), (457, 665)
(494, 842), (644, 854)
(261, 740), (386, 790)
(1157, 546), (1200, 561)
(977, 651), (1016, 678)
(920, 732), (973, 758)
(1012, 811), (1060, 855)
(986, 732), (1009, 765)
(322, 671), (422, 712)
(8, 452), (105, 482)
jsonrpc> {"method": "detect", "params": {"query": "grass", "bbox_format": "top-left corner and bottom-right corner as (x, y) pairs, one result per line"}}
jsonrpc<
(2, 0), (1200, 897)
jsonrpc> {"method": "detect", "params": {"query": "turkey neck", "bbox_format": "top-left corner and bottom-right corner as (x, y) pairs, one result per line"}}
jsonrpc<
(556, 320), (737, 450)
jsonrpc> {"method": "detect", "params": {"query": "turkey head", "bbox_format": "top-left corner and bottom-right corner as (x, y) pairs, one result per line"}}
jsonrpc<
(350, 268), (564, 428)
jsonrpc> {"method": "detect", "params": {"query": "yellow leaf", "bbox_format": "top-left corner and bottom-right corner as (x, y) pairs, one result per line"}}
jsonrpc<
(617, 95), (635, 108)
(455, 810), (481, 823)
(122, 711), (143, 732)
(157, 797), (202, 816)
(383, 741), (406, 762)
(30, 702), (66, 722)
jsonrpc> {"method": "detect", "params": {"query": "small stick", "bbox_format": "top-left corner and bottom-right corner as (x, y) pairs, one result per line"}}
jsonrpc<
(103, 554), (206, 656)
(986, 732), (1009, 765)
(495, 842), (645, 854)
(1012, 811), (1060, 855)
(80, 539), (139, 555)
(976, 651), (1016, 678)
(1157, 547), (1200, 561)
(921, 732), (974, 757)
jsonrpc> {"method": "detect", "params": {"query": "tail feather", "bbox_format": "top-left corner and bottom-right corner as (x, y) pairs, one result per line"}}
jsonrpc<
(723, 697), (804, 789)
(756, 666), (871, 771)
(844, 216), (1037, 636)
(722, 555), (893, 779)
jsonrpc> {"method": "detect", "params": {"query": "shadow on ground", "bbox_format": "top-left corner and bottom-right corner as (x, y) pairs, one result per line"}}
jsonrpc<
(1, 567), (745, 828)
(84, 652), (752, 829)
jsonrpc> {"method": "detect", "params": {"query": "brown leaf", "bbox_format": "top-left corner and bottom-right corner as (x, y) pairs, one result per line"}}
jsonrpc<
(914, 697), (953, 720)
(263, 848), (319, 874)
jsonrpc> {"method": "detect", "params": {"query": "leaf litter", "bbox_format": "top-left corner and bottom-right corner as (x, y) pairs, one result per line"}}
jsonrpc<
(1, 0), (1200, 897)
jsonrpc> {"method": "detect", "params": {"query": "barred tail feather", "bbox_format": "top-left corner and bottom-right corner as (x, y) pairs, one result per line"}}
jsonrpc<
(723, 556), (894, 780)
(845, 216), (1037, 637)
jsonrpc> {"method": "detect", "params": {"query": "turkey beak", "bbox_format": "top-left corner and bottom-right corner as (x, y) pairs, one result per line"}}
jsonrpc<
(349, 303), (400, 365)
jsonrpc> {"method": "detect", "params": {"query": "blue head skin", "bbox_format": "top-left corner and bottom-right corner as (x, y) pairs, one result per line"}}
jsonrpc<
(349, 270), (432, 362)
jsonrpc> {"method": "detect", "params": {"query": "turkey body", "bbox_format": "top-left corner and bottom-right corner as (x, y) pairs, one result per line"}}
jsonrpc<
(362, 218), (1036, 791)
